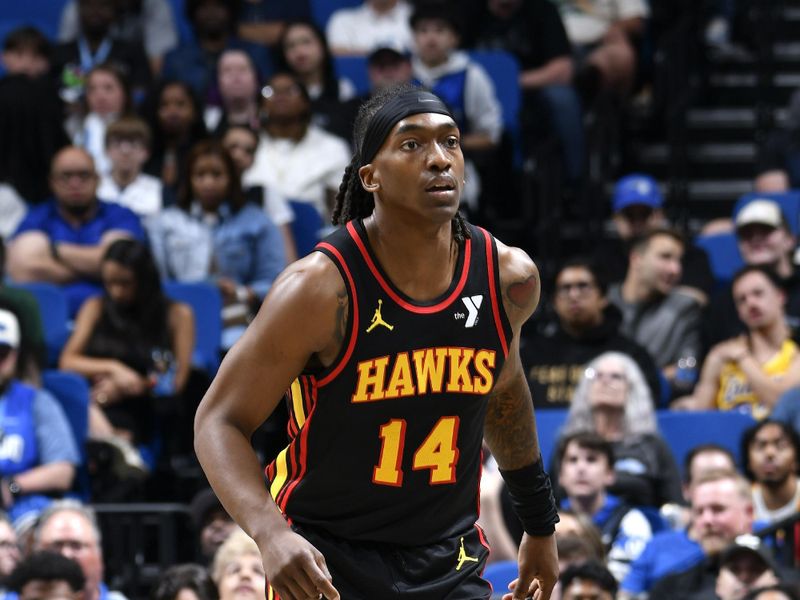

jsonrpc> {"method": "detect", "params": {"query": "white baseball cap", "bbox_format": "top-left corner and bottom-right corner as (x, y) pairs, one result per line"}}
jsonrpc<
(0, 309), (20, 349)
(735, 199), (784, 230)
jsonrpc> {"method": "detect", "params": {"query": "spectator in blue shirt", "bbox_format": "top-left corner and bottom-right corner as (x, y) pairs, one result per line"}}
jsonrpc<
(619, 444), (737, 598)
(0, 307), (80, 527)
(162, 0), (273, 108)
(6, 146), (145, 317)
(146, 140), (286, 349)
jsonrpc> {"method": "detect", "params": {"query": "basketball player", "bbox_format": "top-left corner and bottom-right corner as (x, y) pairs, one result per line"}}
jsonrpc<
(194, 83), (559, 600)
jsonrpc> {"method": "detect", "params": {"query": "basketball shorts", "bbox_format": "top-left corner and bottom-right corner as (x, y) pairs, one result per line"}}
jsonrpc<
(267, 522), (493, 599)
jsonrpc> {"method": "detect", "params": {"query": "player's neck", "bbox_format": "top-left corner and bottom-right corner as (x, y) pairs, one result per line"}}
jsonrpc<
(363, 213), (457, 302)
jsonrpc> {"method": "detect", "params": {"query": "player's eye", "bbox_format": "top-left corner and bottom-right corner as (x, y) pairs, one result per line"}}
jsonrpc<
(401, 140), (419, 150)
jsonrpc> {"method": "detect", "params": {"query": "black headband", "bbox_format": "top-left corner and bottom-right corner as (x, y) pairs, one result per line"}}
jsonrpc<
(359, 90), (453, 165)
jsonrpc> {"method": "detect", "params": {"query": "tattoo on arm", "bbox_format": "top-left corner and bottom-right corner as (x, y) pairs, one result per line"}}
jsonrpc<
(485, 374), (539, 470)
(506, 275), (537, 310)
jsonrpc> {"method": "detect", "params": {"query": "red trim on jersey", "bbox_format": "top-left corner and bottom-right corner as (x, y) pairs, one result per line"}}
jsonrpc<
(278, 408), (314, 512)
(346, 221), (472, 313)
(480, 228), (509, 357)
(317, 242), (360, 387)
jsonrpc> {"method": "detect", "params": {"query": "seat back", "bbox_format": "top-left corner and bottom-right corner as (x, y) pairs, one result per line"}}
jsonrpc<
(289, 200), (324, 257)
(483, 560), (518, 597)
(535, 408), (569, 469)
(333, 55), (369, 96)
(656, 410), (756, 478)
(694, 231), (745, 290)
(468, 50), (521, 136)
(11, 282), (71, 367)
(42, 369), (91, 500)
(162, 281), (222, 375)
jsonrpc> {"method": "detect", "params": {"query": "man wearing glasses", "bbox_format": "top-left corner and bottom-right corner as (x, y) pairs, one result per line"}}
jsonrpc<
(522, 257), (662, 407)
(6, 146), (145, 317)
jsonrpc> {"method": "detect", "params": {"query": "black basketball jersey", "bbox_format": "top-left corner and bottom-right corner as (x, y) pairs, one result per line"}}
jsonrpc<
(265, 219), (513, 546)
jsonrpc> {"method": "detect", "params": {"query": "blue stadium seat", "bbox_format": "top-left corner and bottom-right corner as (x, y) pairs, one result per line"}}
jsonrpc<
(468, 51), (521, 137)
(11, 282), (71, 368)
(42, 369), (91, 500)
(483, 560), (517, 597)
(289, 200), (324, 257)
(733, 191), (800, 236)
(656, 410), (756, 477)
(333, 55), (369, 96)
(0, 0), (69, 40)
(694, 231), (745, 290)
(310, 0), (362, 30)
(162, 281), (222, 375)
(535, 408), (568, 469)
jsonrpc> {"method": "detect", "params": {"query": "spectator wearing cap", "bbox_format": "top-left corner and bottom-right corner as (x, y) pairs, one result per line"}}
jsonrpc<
(326, 0), (414, 57)
(706, 199), (800, 349)
(190, 488), (236, 564)
(597, 173), (715, 306)
(714, 536), (786, 600)
(607, 229), (703, 391)
(409, 1), (503, 212)
(367, 47), (412, 92)
(0, 307), (79, 527)
(680, 266), (800, 419)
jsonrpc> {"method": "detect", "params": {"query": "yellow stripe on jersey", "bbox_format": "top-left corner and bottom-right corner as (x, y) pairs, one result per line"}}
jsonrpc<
(290, 378), (306, 428)
(269, 447), (290, 500)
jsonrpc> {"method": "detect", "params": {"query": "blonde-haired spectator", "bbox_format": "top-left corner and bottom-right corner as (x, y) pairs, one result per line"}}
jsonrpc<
(211, 529), (265, 600)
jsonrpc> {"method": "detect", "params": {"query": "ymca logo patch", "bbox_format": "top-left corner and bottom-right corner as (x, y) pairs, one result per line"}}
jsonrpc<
(459, 295), (483, 328)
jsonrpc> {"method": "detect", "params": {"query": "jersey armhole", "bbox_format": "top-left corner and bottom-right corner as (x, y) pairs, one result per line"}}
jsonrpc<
(312, 243), (360, 387)
(477, 227), (513, 358)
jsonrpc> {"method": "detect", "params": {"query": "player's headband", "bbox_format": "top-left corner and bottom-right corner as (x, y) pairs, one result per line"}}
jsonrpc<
(360, 90), (454, 165)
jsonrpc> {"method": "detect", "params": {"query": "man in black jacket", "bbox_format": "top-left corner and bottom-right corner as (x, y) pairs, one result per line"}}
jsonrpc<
(522, 257), (663, 408)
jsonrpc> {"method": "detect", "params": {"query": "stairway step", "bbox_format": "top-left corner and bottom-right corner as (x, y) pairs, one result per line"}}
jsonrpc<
(687, 179), (753, 202)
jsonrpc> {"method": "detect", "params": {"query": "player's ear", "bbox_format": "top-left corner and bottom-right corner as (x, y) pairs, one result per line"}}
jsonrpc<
(359, 163), (380, 192)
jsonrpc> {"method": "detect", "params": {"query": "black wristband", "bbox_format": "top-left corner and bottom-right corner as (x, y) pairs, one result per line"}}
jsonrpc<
(499, 457), (559, 537)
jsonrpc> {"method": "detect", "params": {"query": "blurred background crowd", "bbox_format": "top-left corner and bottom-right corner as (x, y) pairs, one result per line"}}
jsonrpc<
(1, 0), (800, 599)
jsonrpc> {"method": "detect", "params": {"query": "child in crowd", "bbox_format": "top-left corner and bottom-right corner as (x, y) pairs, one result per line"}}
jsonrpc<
(98, 116), (163, 218)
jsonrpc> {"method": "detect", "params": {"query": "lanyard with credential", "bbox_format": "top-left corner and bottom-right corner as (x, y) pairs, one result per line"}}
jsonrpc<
(78, 36), (112, 73)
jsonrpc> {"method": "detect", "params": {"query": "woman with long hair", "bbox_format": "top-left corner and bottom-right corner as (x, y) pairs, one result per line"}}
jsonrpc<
(147, 140), (285, 348)
(554, 351), (683, 507)
(59, 239), (194, 450)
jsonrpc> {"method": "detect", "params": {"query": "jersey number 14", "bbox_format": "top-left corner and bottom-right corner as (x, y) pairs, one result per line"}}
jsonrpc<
(373, 416), (460, 486)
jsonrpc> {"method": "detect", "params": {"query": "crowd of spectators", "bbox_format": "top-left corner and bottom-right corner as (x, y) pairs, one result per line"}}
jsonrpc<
(0, 0), (800, 598)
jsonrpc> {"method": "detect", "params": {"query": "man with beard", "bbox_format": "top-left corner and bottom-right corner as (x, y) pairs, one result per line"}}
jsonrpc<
(522, 257), (662, 407)
(705, 198), (800, 349)
(649, 470), (755, 600)
(743, 420), (800, 524)
(6, 147), (145, 317)
(607, 228), (702, 393)
(681, 266), (800, 419)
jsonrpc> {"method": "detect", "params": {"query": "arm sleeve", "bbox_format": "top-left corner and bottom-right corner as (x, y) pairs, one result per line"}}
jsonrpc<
(249, 214), (287, 300)
(11, 206), (45, 238)
(670, 298), (703, 366)
(326, 12), (354, 50)
(464, 63), (503, 143)
(33, 389), (81, 465)
(58, 1), (79, 41)
(144, 0), (179, 57)
(144, 216), (172, 280)
(621, 536), (657, 594)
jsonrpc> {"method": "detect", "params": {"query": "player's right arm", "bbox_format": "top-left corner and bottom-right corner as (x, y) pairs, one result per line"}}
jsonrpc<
(194, 252), (344, 600)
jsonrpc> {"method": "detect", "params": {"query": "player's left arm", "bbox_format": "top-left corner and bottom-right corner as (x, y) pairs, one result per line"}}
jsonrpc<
(484, 241), (558, 600)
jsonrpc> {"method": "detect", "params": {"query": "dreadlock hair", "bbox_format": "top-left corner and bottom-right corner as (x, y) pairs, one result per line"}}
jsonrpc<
(331, 83), (470, 243)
